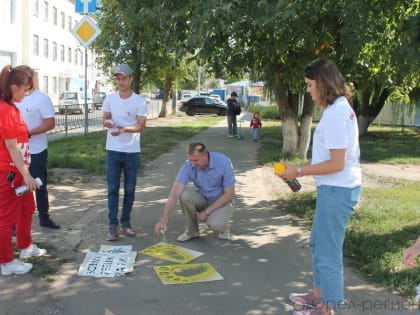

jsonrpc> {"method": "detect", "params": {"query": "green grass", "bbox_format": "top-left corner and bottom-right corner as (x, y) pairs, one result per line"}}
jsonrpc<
(49, 115), (223, 175)
(259, 120), (420, 300)
(359, 125), (420, 164)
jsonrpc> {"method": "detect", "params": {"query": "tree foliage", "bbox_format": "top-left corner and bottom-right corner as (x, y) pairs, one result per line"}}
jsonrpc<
(93, 0), (419, 156)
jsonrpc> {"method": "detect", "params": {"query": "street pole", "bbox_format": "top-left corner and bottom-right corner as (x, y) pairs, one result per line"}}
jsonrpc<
(84, 47), (88, 136)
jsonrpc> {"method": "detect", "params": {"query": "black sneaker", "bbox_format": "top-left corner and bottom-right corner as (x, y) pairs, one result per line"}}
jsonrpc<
(40, 219), (60, 229)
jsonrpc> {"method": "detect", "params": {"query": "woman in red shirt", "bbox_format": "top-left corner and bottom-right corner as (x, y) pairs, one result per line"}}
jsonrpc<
(0, 65), (47, 276)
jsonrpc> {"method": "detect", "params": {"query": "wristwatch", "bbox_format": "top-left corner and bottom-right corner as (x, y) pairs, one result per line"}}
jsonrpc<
(296, 166), (303, 177)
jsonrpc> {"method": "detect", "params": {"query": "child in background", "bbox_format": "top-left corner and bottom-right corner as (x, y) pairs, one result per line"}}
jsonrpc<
(250, 112), (262, 142)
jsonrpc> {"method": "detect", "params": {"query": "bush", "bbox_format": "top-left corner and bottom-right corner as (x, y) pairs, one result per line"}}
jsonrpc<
(247, 104), (279, 119)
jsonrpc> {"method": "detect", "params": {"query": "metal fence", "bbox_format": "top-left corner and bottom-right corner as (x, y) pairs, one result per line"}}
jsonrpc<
(49, 99), (166, 136)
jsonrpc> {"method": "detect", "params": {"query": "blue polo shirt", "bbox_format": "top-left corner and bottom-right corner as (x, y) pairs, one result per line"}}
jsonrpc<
(175, 151), (235, 202)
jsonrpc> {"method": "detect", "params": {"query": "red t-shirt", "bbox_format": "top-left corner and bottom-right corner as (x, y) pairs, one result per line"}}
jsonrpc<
(0, 100), (30, 171)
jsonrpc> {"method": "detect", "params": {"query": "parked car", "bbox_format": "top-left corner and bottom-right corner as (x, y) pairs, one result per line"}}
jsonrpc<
(210, 94), (222, 101)
(140, 93), (151, 105)
(92, 91), (107, 109)
(178, 96), (227, 116)
(58, 91), (93, 114)
(177, 93), (193, 106)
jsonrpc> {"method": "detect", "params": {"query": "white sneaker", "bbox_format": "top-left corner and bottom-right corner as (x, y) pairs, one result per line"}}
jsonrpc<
(1, 259), (33, 275)
(217, 230), (231, 240)
(20, 244), (47, 259)
(177, 231), (199, 242)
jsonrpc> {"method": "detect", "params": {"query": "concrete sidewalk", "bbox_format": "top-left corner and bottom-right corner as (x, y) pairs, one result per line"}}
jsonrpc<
(1, 112), (416, 315)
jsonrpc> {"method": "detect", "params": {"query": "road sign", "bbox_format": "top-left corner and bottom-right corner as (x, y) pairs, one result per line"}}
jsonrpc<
(71, 16), (101, 48)
(75, 0), (97, 13)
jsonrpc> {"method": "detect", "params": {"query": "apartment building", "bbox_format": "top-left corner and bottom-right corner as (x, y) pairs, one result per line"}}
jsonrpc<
(0, 0), (100, 104)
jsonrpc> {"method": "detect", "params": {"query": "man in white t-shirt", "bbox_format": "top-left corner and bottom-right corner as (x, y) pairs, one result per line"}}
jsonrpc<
(102, 64), (147, 241)
(16, 73), (60, 229)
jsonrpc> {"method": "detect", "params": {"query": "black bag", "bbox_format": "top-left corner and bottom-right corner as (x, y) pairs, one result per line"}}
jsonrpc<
(230, 99), (241, 115)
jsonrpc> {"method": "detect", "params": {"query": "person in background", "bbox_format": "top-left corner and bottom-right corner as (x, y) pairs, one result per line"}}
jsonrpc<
(154, 142), (235, 242)
(102, 64), (147, 241)
(0, 65), (47, 276)
(226, 91), (239, 137)
(16, 71), (59, 229)
(276, 59), (362, 315)
(250, 111), (262, 142)
(403, 236), (420, 268)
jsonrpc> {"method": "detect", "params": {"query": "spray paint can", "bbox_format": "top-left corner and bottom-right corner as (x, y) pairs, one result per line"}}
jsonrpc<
(274, 162), (302, 192)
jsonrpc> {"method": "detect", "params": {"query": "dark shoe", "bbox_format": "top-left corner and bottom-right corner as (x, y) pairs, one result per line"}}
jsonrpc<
(107, 226), (119, 241)
(40, 219), (60, 229)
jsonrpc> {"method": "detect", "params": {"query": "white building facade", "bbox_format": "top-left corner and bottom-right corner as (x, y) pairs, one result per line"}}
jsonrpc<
(0, 0), (99, 104)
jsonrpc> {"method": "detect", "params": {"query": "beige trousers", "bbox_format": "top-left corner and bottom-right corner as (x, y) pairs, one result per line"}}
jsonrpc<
(179, 190), (233, 234)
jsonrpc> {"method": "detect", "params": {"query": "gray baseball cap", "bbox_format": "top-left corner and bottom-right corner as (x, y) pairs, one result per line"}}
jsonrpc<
(114, 64), (133, 76)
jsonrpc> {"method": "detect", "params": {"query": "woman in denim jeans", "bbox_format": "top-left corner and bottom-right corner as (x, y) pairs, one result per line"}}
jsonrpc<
(276, 59), (362, 315)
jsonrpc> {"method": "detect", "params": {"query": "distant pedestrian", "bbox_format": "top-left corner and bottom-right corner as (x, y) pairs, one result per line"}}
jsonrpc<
(250, 111), (262, 142)
(154, 142), (235, 242)
(0, 65), (47, 276)
(226, 91), (240, 137)
(16, 72), (60, 229)
(102, 64), (147, 241)
(276, 59), (361, 315)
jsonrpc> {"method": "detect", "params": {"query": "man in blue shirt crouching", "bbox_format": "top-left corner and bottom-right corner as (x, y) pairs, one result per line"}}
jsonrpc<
(154, 142), (235, 241)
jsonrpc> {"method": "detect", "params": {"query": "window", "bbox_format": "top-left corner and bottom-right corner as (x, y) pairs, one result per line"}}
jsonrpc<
(60, 44), (64, 62)
(33, 35), (39, 55)
(43, 76), (49, 94)
(52, 6), (57, 25)
(80, 50), (84, 66)
(33, 0), (39, 16)
(43, 38), (49, 58)
(52, 77), (57, 94)
(52, 42), (57, 61)
(0, 52), (14, 68)
(68, 16), (72, 31)
(67, 47), (72, 63)
(43, 1), (48, 21)
(74, 49), (78, 65)
(0, 0), (16, 24)
(60, 11), (65, 29)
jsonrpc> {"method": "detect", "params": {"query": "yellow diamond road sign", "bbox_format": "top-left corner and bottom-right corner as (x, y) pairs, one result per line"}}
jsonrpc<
(72, 15), (101, 48)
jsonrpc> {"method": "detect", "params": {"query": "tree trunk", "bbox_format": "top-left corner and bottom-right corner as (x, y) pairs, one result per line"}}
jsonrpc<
(159, 76), (174, 118)
(354, 87), (391, 136)
(358, 115), (376, 136)
(298, 94), (315, 159)
(272, 78), (299, 159)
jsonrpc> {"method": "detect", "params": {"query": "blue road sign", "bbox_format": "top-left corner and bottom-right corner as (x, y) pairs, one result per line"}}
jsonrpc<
(75, 0), (97, 13)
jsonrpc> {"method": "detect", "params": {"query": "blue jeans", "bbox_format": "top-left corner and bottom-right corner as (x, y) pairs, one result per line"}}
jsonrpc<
(29, 149), (50, 223)
(310, 185), (361, 307)
(252, 128), (259, 141)
(106, 150), (140, 227)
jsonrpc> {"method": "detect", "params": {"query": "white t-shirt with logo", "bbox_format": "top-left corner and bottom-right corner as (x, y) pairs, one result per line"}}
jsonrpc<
(312, 96), (362, 187)
(102, 92), (147, 153)
(16, 89), (55, 154)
